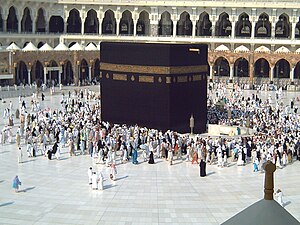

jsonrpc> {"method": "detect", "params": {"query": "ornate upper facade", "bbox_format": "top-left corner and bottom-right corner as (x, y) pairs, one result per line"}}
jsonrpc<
(1, 0), (300, 86)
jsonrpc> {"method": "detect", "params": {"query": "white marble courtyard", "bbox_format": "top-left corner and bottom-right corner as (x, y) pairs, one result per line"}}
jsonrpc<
(0, 86), (300, 225)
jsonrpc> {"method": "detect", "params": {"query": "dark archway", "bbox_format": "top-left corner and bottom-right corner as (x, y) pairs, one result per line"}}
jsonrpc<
(37, 42), (44, 48)
(159, 11), (173, 36)
(23, 42), (29, 48)
(274, 59), (290, 79)
(36, 8), (46, 33)
(84, 9), (99, 34)
(79, 59), (89, 83)
(17, 61), (28, 85)
(255, 13), (271, 38)
(63, 61), (74, 85)
(33, 61), (44, 86)
(137, 11), (150, 36)
(49, 16), (64, 33)
(93, 59), (100, 82)
(254, 58), (270, 77)
(102, 10), (116, 34)
(7, 6), (18, 32)
(67, 9), (81, 33)
(196, 12), (212, 36)
(177, 12), (192, 36)
(216, 12), (232, 37)
(275, 14), (290, 38)
(235, 13), (251, 37)
(119, 10), (133, 35)
(234, 58), (249, 78)
(68, 42), (76, 48)
(21, 8), (32, 32)
(49, 60), (59, 85)
(296, 17), (300, 39)
(295, 62), (300, 80)
(213, 57), (230, 77)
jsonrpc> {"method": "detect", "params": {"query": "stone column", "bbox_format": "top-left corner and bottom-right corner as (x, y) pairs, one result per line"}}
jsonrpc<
(263, 161), (276, 200)
(270, 66), (274, 83)
(251, 21), (256, 39)
(59, 67), (62, 85)
(290, 66), (295, 83)
(209, 65), (213, 81)
(44, 68), (47, 84)
(116, 19), (120, 35)
(292, 22), (296, 40)
(3, 19), (7, 32)
(18, 18), (21, 33)
(88, 66), (92, 82)
(133, 19), (138, 36)
(271, 19), (276, 38)
(28, 69), (31, 84)
(150, 7), (159, 37)
(231, 21), (236, 39)
(229, 64), (234, 82)
(192, 20), (196, 38)
(173, 21), (177, 37)
(81, 18), (85, 35)
(211, 21), (216, 37)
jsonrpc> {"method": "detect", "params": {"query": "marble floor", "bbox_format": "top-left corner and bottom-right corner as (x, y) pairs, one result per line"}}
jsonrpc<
(0, 86), (299, 225)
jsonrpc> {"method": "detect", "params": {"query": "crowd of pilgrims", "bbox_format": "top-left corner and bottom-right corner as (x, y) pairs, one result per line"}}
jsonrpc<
(1, 83), (299, 174)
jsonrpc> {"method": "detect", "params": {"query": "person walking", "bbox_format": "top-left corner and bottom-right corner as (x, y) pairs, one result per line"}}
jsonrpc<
(12, 175), (22, 193)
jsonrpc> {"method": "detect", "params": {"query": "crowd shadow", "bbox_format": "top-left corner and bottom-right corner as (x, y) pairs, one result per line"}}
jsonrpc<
(206, 171), (216, 176)
(0, 151), (9, 154)
(283, 201), (291, 207)
(0, 202), (14, 207)
(0, 180), (4, 184)
(19, 186), (35, 193)
(104, 184), (115, 190)
(115, 175), (128, 181)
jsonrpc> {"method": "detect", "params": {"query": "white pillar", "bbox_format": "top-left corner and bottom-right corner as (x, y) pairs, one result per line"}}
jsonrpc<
(81, 18), (84, 34)
(28, 69), (31, 84)
(271, 20), (276, 38)
(211, 21), (216, 37)
(44, 68), (47, 84)
(231, 21), (236, 39)
(173, 21), (177, 37)
(290, 67), (295, 82)
(192, 20), (196, 38)
(88, 66), (92, 82)
(133, 19), (137, 36)
(209, 65), (213, 81)
(292, 22), (296, 40)
(116, 19), (120, 35)
(3, 19), (7, 32)
(251, 21), (256, 39)
(59, 67), (62, 85)
(270, 66), (274, 82)
(230, 64), (234, 81)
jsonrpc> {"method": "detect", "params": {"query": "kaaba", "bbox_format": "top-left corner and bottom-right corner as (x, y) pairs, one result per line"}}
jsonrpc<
(100, 42), (208, 133)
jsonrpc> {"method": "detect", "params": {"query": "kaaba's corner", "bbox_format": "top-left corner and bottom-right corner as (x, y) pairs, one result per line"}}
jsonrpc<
(100, 42), (208, 133)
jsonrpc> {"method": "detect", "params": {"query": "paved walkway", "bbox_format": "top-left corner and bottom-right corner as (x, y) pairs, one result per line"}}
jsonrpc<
(0, 86), (299, 225)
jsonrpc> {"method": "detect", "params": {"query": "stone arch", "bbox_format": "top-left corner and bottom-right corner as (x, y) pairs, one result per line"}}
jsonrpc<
(235, 13), (251, 37)
(254, 58), (270, 77)
(119, 10), (133, 35)
(102, 10), (116, 34)
(7, 6), (18, 32)
(49, 16), (64, 33)
(275, 13), (290, 38)
(93, 58), (100, 82)
(68, 42), (76, 48)
(159, 11), (173, 36)
(177, 11), (192, 36)
(216, 12), (232, 37)
(23, 41), (29, 48)
(67, 9), (81, 33)
(294, 61), (300, 80)
(137, 10), (150, 36)
(255, 13), (271, 37)
(33, 60), (44, 86)
(234, 57), (249, 77)
(84, 9), (99, 34)
(274, 59), (290, 79)
(196, 12), (212, 36)
(79, 59), (89, 83)
(63, 60), (74, 85)
(17, 61), (28, 85)
(21, 7), (32, 32)
(49, 60), (59, 85)
(213, 57), (230, 77)
(36, 8), (46, 33)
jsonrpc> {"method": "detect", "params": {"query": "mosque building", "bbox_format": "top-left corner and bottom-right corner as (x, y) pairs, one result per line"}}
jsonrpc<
(0, 0), (300, 88)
